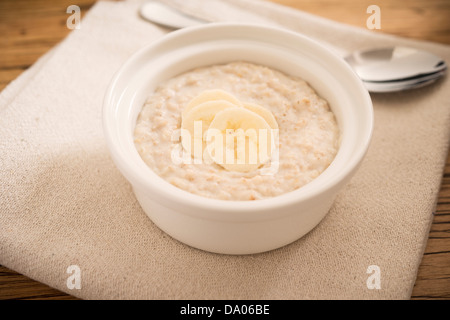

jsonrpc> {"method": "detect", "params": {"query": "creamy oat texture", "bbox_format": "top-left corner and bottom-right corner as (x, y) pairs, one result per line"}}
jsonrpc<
(134, 62), (340, 201)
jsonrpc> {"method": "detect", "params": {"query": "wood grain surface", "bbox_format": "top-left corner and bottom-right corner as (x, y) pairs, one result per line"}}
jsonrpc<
(0, 0), (449, 300)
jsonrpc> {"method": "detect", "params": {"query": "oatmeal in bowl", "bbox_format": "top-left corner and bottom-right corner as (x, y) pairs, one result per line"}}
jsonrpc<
(134, 62), (340, 201)
(103, 23), (373, 254)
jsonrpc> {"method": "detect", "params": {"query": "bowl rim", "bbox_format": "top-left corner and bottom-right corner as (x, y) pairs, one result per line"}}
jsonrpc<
(103, 22), (374, 217)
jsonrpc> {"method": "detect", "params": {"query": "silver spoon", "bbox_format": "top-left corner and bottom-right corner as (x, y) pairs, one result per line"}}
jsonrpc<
(139, 1), (447, 93)
(344, 46), (446, 92)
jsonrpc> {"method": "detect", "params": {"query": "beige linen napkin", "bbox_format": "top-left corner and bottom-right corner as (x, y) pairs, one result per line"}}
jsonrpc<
(1, 0), (449, 300)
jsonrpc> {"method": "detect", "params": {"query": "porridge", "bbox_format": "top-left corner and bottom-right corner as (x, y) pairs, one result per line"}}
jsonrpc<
(134, 61), (340, 201)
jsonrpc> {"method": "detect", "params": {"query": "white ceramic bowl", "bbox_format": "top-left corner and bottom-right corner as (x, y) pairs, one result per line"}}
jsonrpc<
(103, 23), (373, 255)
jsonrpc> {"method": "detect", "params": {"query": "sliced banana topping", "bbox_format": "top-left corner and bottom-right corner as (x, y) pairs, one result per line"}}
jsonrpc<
(181, 100), (237, 158)
(180, 89), (279, 172)
(182, 89), (243, 118)
(206, 107), (275, 172)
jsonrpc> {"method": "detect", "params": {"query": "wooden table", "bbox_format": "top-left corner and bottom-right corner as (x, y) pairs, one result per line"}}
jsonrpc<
(0, 0), (449, 300)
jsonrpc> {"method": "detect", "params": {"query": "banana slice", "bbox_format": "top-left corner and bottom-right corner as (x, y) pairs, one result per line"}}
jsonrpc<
(180, 89), (279, 172)
(242, 102), (279, 130)
(205, 107), (276, 172)
(181, 100), (236, 158)
(182, 89), (242, 118)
